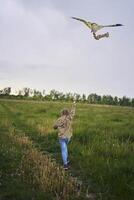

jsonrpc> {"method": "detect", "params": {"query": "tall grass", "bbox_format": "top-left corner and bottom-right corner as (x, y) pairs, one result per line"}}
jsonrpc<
(0, 102), (83, 200)
(8, 130), (81, 200)
(0, 100), (134, 200)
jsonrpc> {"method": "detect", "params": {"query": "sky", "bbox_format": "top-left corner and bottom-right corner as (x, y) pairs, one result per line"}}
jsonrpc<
(0, 0), (134, 97)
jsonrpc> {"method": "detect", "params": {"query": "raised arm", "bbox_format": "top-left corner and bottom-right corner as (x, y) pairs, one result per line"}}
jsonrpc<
(69, 101), (76, 120)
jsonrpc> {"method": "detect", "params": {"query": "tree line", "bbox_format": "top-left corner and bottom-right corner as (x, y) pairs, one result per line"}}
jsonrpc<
(0, 87), (134, 107)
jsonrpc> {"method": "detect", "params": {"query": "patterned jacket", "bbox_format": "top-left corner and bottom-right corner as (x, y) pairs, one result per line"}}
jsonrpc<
(53, 107), (76, 139)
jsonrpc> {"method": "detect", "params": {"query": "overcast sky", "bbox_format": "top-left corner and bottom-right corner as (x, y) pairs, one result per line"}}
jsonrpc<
(0, 0), (134, 97)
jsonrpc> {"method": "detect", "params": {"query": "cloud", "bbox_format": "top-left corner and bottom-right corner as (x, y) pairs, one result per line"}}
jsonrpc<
(0, 1), (84, 66)
(0, 0), (134, 97)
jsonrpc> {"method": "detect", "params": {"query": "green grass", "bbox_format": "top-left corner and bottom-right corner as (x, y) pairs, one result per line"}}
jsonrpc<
(0, 99), (134, 200)
(0, 102), (56, 200)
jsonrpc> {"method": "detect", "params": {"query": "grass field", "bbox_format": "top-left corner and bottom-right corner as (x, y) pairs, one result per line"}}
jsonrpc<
(0, 99), (134, 200)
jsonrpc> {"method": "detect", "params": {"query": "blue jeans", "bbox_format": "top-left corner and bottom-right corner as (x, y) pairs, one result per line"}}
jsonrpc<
(59, 138), (70, 165)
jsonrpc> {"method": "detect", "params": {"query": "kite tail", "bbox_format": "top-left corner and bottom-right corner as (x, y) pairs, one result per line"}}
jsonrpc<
(103, 24), (123, 27)
(93, 32), (109, 40)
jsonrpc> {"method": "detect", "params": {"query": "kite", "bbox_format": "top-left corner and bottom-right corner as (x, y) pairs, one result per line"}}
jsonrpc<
(71, 17), (123, 40)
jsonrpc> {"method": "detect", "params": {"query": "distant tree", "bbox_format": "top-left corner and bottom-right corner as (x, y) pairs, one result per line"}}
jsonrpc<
(106, 95), (114, 105)
(17, 89), (24, 96)
(0, 86), (133, 108)
(1, 87), (11, 95)
(81, 94), (87, 102)
(58, 92), (65, 100)
(118, 98), (122, 105)
(101, 95), (114, 105)
(96, 94), (101, 104)
(87, 93), (100, 104)
(131, 98), (134, 107)
(0, 90), (3, 95)
(113, 96), (119, 105)
(50, 89), (57, 100)
(65, 92), (74, 102)
(29, 89), (34, 96)
(23, 87), (31, 97)
(44, 94), (52, 101)
(74, 93), (81, 102)
(101, 95), (107, 104)
(87, 93), (95, 103)
(120, 96), (131, 106)
(42, 89), (46, 97)
(33, 89), (42, 99)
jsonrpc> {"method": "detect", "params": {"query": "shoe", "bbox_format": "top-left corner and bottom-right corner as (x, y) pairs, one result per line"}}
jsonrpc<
(63, 164), (69, 170)
(67, 160), (70, 165)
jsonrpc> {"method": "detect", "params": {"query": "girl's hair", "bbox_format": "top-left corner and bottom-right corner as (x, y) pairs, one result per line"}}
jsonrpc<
(61, 109), (70, 116)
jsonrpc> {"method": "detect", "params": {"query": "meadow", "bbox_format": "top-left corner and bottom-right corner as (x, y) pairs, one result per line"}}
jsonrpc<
(0, 99), (134, 200)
